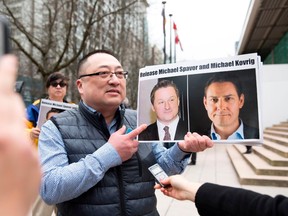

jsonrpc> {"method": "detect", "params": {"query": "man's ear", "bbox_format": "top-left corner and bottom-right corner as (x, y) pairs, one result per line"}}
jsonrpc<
(76, 79), (83, 94)
(203, 96), (208, 110)
(151, 104), (155, 112)
(239, 93), (245, 108)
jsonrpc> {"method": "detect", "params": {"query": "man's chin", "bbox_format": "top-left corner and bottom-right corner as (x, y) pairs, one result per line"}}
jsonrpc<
(215, 121), (231, 127)
(105, 98), (124, 107)
(159, 116), (177, 124)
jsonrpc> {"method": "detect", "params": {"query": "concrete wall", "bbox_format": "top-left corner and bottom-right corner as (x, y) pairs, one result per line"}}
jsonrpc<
(261, 64), (288, 128)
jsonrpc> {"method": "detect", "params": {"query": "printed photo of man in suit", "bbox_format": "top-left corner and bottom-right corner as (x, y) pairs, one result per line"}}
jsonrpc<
(138, 80), (188, 143)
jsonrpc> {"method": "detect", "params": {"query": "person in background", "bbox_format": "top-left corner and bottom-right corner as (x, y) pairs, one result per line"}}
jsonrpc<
(155, 174), (287, 216)
(38, 50), (213, 216)
(26, 73), (69, 216)
(0, 55), (41, 216)
(203, 73), (258, 154)
(26, 72), (69, 146)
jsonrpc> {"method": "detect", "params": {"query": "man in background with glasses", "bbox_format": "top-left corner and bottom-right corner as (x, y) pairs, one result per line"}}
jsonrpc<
(38, 49), (213, 216)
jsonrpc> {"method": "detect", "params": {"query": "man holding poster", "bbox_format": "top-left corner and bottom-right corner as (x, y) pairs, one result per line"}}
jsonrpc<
(38, 50), (213, 216)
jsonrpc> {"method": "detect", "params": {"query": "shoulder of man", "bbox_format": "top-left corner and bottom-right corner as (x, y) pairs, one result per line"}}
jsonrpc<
(243, 123), (259, 139)
(49, 108), (79, 128)
(122, 109), (137, 129)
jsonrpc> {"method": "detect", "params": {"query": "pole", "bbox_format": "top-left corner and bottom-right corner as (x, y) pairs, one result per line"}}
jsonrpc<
(174, 37), (176, 63)
(169, 14), (172, 63)
(162, 1), (166, 64)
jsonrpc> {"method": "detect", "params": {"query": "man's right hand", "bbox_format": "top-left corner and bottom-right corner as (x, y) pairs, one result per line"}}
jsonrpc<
(108, 124), (147, 161)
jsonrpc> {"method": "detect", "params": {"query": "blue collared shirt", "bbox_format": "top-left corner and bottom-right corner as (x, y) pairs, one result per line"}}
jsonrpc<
(211, 120), (244, 140)
(38, 105), (189, 205)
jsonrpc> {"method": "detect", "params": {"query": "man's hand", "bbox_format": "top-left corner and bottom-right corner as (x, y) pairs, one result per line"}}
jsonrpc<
(154, 175), (202, 202)
(108, 124), (147, 161)
(31, 127), (41, 139)
(178, 132), (213, 152)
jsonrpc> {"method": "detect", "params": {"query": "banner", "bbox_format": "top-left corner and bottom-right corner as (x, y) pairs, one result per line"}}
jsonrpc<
(37, 99), (78, 128)
(137, 53), (263, 144)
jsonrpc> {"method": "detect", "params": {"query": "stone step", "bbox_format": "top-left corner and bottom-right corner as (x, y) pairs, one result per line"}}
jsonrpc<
(264, 129), (288, 138)
(262, 139), (288, 158)
(253, 145), (288, 166)
(266, 126), (288, 132)
(263, 134), (288, 147)
(278, 121), (288, 125)
(276, 120), (288, 124)
(226, 145), (288, 187)
(233, 145), (288, 176)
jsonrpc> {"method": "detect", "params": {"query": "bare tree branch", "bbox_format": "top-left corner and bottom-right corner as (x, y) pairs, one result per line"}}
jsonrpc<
(10, 37), (45, 73)
(52, 1), (75, 71)
(2, 0), (45, 55)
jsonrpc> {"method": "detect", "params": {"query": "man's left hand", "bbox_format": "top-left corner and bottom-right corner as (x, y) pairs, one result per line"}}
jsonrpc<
(178, 132), (213, 152)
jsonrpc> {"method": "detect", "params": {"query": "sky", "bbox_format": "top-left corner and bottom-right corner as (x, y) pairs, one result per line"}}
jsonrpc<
(147, 0), (251, 62)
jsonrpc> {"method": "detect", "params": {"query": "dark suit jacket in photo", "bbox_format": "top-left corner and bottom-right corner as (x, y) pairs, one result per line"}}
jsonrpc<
(243, 123), (259, 139)
(138, 120), (188, 141)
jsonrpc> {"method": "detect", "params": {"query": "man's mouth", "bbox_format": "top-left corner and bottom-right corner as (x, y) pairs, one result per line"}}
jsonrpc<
(106, 89), (120, 94)
(215, 113), (230, 117)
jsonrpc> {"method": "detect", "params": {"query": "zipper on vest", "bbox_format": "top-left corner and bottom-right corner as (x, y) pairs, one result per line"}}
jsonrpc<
(116, 166), (127, 216)
(136, 152), (142, 177)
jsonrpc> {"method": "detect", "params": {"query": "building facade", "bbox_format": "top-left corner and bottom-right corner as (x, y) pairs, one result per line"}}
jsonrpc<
(236, 0), (288, 128)
(236, 0), (288, 64)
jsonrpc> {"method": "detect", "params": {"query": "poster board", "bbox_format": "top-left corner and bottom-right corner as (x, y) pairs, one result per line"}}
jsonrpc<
(37, 99), (78, 128)
(137, 53), (263, 144)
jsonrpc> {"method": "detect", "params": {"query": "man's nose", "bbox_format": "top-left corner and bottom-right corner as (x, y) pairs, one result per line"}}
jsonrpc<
(164, 101), (170, 109)
(108, 74), (120, 84)
(216, 99), (225, 110)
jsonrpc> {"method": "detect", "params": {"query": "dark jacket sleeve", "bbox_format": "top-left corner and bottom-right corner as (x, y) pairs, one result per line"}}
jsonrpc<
(195, 183), (288, 216)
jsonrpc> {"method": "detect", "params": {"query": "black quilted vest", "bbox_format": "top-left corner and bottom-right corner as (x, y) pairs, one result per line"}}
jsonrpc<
(51, 101), (159, 216)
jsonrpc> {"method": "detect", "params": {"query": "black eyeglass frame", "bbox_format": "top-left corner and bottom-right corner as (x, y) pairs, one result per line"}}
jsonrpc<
(78, 71), (129, 79)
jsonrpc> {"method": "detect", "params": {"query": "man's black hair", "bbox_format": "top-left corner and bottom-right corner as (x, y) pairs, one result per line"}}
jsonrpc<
(204, 73), (243, 97)
(46, 108), (64, 120)
(77, 49), (117, 78)
(150, 79), (180, 104)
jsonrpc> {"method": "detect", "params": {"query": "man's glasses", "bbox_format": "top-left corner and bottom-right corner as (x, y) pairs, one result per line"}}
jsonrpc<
(50, 81), (67, 88)
(79, 71), (128, 79)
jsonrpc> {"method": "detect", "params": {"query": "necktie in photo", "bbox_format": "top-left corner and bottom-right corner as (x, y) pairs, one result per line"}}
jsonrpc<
(163, 126), (171, 140)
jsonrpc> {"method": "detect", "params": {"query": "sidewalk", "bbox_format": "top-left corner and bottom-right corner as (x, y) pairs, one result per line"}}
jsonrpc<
(156, 144), (288, 216)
